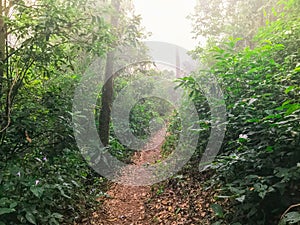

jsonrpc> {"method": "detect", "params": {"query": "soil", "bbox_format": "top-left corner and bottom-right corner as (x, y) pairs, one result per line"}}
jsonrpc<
(79, 128), (167, 225)
(78, 128), (221, 225)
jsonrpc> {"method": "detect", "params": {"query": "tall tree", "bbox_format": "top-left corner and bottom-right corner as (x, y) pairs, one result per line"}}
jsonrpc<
(0, 0), (12, 135)
(98, 0), (147, 146)
(98, 0), (120, 147)
(0, 0), (5, 98)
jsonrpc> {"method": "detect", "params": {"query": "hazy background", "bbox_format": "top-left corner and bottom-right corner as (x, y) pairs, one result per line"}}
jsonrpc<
(133, 0), (199, 50)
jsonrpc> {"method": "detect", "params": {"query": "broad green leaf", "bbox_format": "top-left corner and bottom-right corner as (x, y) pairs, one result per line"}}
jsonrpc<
(30, 186), (44, 198)
(266, 146), (274, 152)
(264, 114), (282, 120)
(211, 203), (224, 218)
(25, 211), (37, 225)
(212, 221), (222, 225)
(282, 100), (291, 107)
(285, 86), (295, 94)
(49, 218), (60, 225)
(246, 118), (260, 123)
(259, 191), (267, 199)
(285, 103), (300, 116)
(0, 208), (15, 215)
(55, 185), (71, 199)
(280, 211), (300, 224)
(0, 198), (9, 207)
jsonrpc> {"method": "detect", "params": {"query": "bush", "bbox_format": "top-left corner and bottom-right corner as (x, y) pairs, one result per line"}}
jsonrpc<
(177, 15), (300, 224)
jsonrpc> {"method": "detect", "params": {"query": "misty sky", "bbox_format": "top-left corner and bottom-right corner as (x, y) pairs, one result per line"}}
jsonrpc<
(133, 0), (198, 50)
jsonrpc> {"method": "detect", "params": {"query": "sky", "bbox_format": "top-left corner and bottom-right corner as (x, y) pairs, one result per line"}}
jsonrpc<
(133, 0), (198, 50)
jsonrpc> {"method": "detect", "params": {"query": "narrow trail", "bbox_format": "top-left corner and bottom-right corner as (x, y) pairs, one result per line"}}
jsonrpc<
(81, 128), (167, 225)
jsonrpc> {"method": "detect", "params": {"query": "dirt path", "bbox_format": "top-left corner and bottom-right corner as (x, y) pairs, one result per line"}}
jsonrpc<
(81, 128), (167, 225)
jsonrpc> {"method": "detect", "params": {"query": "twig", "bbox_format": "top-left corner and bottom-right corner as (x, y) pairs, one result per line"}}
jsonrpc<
(280, 203), (300, 220)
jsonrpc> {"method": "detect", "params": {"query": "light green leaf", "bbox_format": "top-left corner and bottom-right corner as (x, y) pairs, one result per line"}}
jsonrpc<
(259, 191), (267, 199)
(51, 212), (63, 219)
(282, 211), (300, 224)
(285, 103), (300, 116)
(285, 86), (295, 94)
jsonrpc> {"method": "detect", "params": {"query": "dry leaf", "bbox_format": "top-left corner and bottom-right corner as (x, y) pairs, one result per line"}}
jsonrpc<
(25, 131), (32, 143)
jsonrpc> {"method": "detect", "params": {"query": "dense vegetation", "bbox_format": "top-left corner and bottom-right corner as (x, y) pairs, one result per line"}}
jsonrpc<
(0, 0), (144, 224)
(176, 0), (300, 224)
(0, 0), (299, 224)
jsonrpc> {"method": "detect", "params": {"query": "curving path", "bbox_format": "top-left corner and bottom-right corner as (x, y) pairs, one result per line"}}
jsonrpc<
(80, 128), (167, 225)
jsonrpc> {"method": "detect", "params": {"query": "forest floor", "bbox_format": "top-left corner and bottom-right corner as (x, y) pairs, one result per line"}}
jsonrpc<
(78, 129), (224, 225)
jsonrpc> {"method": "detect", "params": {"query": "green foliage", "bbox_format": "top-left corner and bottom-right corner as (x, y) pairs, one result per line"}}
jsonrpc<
(279, 212), (300, 225)
(161, 112), (181, 158)
(0, 148), (103, 225)
(0, 0), (299, 224)
(129, 97), (170, 139)
(180, 2), (300, 224)
(108, 73), (173, 162)
(1, 0), (115, 155)
(211, 203), (224, 219)
(0, 0), (145, 224)
(0, 70), (106, 224)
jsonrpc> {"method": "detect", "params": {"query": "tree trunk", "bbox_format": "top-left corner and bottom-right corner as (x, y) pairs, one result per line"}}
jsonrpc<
(98, 0), (120, 146)
(0, 0), (6, 99)
(99, 52), (114, 146)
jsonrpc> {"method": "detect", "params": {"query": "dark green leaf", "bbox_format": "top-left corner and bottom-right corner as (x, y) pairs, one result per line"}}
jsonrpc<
(211, 203), (224, 218)
(30, 186), (44, 198)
